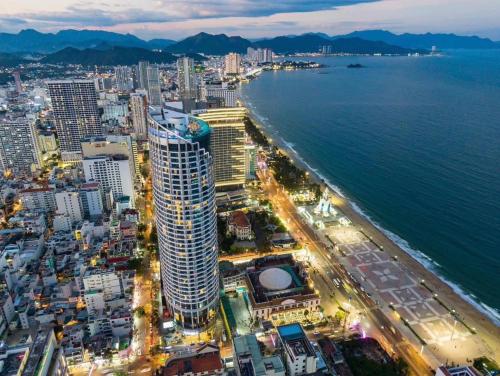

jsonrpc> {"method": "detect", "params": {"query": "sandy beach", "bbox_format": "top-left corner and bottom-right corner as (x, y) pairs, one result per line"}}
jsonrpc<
(246, 110), (500, 364)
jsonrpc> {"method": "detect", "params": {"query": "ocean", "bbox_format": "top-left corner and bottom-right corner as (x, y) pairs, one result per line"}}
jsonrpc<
(240, 50), (500, 324)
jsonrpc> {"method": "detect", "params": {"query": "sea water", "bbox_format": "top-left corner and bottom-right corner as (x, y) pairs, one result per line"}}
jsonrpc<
(241, 50), (500, 324)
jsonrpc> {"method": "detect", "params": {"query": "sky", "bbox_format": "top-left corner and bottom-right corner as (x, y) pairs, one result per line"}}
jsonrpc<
(1, 0), (500, 40)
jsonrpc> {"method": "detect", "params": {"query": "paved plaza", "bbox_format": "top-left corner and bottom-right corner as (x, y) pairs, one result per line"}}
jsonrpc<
(325, 226), (476, 348)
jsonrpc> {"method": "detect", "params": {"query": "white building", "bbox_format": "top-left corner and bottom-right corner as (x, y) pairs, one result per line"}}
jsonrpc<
(277, 324), (317, 376)
(205, 83), (237, 107)
(148, 107), (219, 331)
(55, 191), (83, 223)
(83, 268), (124, 314)
(83, 155), (135, 206)
(81, 135), (138, 182)
(79, 182), (104, 218)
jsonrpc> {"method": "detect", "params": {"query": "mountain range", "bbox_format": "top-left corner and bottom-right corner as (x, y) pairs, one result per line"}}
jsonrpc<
(0, 29), (176, 54)
(40, 47), (205, 66)
(0, 29), (499, 67)
(329, 30), (500, 50)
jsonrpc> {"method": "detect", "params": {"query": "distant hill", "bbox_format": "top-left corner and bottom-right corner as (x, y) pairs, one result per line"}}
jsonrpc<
(40, 46), (206, 66)
(0, 53), (29, 67)
(147, 38), (177, 49)
(166, 32), (251, 55)
(331, 30), (500, 49)
(0, 29), (154, 53)
(1, 28), (497, 60)
(253, 35), (422, 55)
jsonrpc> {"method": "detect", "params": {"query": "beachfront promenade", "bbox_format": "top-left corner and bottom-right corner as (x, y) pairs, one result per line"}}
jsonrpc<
(256, 158), (500, 374)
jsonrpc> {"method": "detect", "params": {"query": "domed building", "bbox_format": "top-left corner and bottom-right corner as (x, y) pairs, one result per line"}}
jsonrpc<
(244, 254), (320, 322)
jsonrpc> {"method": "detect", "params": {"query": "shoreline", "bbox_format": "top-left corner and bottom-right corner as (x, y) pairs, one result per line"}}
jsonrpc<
(241, 98), (500, 361)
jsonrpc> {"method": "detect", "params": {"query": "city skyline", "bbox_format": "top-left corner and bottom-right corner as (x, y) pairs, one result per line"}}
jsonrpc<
(1, 0), (500, 40)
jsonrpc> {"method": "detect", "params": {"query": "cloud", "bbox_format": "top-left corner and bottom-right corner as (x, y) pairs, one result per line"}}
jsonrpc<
(1, 0), (378, 29)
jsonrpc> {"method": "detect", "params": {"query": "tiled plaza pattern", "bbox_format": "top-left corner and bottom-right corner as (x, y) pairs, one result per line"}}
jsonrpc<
(327, 227), (473, 347)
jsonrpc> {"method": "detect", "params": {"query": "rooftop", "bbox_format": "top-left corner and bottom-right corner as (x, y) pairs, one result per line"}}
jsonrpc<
(229, 210), (250, 228)
(277, 323), (316, 358)
(149, 107), (211, 142)
(163, 344), (223, 376)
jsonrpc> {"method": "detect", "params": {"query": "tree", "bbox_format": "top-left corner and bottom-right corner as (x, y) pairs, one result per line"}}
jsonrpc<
(134, 306), (146, 317)
(149, 225), (158, 244)
(128, 258), (143, 271)
(140, 165), (149, 179)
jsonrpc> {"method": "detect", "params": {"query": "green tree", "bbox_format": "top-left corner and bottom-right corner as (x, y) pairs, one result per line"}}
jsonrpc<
(134, 306), (146, 317)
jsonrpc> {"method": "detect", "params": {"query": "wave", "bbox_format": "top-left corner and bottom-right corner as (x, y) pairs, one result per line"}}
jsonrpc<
(243, 97), (500, 327)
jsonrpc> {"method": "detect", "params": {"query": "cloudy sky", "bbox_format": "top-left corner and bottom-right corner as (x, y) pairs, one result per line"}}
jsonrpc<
(1, 0), (500, 40)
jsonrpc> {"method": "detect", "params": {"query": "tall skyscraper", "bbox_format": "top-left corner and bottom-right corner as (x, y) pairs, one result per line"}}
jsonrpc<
(130, 93), (148, 138)
(47, 80), (102, 161)
(148, 108), (219, 331)
(12, 71), (22, 94)
(0, 114), (42, 176)
(224, 53), (241, 75)
(196, 107), (247, 188)
(137, 61), (162, 106)
(114, 66), (134, 91)
(259, 48), (273, 63)
(177, 57), (197, 100)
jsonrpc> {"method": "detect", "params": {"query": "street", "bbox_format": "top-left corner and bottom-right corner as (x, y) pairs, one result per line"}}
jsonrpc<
(258, 169), (433, 376)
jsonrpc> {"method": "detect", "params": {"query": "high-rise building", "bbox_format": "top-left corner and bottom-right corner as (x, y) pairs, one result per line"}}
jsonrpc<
(0, 114), (42, 176)
(224, 53), (241, 75)
(81, 135), (138, 183)
(177, 57), (197, 100)
(130, 93), (148, 138)
(205, 83), (237, 107)
(12, 71), (22, 94)
(259, 48), (273, 63)
(79, 182), (104, 219)
(55, 191), (83, 223)
(47, 80), (102, 162)
(114, 66), (134, 91)
(147, 65), (162, 106)
(82, 155), (135, 206)
(246, 47), (256, 61)
(137, 61), (162, 106)
(148, 108), (219, 331)
(246, 48), (273, 64)
(196, 107), (247, 188)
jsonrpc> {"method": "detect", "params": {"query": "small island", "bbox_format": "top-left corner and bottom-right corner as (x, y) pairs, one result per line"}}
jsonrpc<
(347, 63), (365, 68)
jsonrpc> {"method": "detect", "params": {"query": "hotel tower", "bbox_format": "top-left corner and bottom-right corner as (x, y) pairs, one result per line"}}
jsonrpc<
(148, 108), (219, 331)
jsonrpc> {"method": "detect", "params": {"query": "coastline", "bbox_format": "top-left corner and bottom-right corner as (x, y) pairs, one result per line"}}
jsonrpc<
(241, 98), (500, 361)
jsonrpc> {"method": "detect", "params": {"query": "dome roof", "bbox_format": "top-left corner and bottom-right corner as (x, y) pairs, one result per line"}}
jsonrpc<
(259, 268), (292, 291)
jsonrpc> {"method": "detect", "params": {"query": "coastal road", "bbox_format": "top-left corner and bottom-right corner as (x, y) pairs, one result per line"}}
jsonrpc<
(258, 170), (433, 376)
